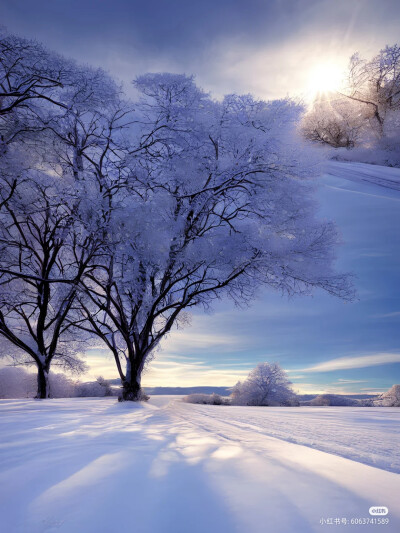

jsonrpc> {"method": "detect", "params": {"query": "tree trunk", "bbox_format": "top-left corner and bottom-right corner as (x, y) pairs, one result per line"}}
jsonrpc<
(119, 360), (148, 402)
(36, 365), (50, 399)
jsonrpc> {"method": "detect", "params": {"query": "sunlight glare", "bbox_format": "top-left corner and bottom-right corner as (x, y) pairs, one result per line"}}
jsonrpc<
(307, 62), (344, 97)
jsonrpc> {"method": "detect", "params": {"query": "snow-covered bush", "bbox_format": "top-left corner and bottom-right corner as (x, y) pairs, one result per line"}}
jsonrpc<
(0, 367), (78, 398)
(374, 385), (400, 407)
(0, 367), (36, 398)
(76, 377), (115, 397)
(231, 362), (298, 406)
(358, 398), (375, 407)
(0, 366), (116, 398)
(48, 373), (77, 398)
(309, 394), (358, 406)
(182, 393), (229, 405)
(96, 376), (113, 396)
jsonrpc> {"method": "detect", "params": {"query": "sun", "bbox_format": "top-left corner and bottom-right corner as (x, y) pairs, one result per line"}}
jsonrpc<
(307, 62), (344, 97)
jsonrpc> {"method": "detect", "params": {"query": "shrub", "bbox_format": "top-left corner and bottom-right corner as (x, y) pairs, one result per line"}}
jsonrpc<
(0, 367), (36, 398)
(182, 393), (229, 405)
(374, 385), (400, 407)
(309, 394), (358, 406)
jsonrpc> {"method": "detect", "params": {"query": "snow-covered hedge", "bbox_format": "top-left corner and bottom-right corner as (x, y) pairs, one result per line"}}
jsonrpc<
(0, 367), (36, 398)
(0, 367), (114, 398)
(309, 394), (358, 406)
(182, 393), (229, 405)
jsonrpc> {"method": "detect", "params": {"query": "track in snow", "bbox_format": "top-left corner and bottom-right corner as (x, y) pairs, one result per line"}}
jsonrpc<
(0, 398), (399, 533)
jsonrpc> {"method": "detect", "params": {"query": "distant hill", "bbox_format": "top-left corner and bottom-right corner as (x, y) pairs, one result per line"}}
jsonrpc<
(107, 381), (232, 396)
(297, 394), (377, 401)
(106, 381), (378, 399)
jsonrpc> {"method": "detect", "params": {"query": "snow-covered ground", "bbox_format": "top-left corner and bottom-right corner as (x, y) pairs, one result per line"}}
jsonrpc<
(1, 161), (399, 533)
(327, 161), (400, 192)
(0, 397), (399, 533)
(179, 402), (400, 473)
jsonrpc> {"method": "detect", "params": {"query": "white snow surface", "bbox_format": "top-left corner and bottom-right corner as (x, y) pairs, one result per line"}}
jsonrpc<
(327, 161), (400, 192)
(0, 397), (399, 533)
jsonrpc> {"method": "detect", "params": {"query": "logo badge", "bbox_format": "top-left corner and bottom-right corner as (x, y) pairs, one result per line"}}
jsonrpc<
(369, 507), (388, 516)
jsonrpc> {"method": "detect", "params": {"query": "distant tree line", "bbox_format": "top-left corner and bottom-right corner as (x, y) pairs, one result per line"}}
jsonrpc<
(183, 362), (400, 407)
(1, 362), (398, 406)
(0, 366), (114, 398)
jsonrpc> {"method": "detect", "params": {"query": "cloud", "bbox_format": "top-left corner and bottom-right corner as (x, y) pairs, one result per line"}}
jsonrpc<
(161, 330), (242, 353)
(84, 354), (120, 380)
(336, 379), (369, 384)
(372, 311), (400, 319)
(3, 0), (400, 102)
(301, 353), (400, 373)
(143, 358), (249, 387)
(84, 348), (252, 386)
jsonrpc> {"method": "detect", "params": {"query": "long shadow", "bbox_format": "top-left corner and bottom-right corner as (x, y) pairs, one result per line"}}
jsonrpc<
(2, 399), (399, 533)
(0, 400), (238, 533)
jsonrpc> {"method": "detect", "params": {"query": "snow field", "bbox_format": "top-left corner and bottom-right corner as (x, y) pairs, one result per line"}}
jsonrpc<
(0, 397), (399, 533)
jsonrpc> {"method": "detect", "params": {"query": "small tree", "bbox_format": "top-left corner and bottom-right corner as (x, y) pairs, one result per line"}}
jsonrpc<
(231, 362), (298, 406)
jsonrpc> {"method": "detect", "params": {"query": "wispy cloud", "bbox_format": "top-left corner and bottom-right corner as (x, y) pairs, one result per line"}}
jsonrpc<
(372, 311), (400, 319)
(301, 353), (400, 373)
(84, 354), (120, 380)
(336, 379), (369, 384)
(159, 314), (247, 355)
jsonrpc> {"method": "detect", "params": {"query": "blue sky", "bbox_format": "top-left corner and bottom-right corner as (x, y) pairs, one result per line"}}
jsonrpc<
(87, 172), (400, 393)
(1, 0), (399, 393)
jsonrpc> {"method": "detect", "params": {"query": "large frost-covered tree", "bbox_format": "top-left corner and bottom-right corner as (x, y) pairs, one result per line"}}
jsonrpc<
(0, 32), (66, 123)
(75, 74), (354, 401)
(0, 34), (354, 401)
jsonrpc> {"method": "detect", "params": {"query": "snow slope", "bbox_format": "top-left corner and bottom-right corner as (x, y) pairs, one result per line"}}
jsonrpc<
(0, 397), (399, 533)
(327, 161), (400, 192)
